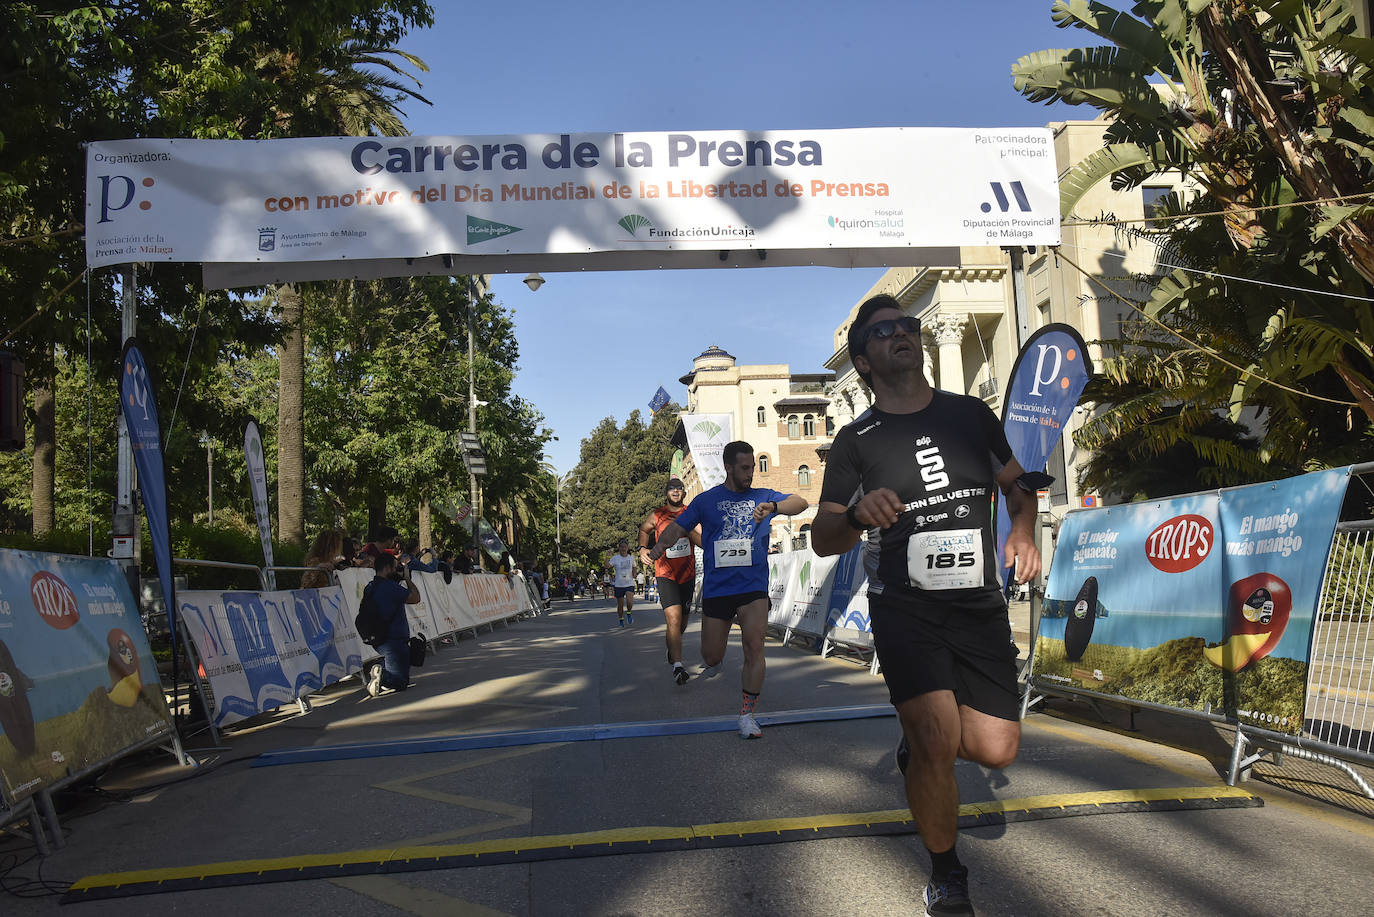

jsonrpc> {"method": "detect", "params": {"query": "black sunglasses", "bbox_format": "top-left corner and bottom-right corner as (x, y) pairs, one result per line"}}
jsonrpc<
(861, 316), (921, 346)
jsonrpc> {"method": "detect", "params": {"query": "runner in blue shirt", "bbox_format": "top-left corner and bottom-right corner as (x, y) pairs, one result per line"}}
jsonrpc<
(648, 440), (807, 738)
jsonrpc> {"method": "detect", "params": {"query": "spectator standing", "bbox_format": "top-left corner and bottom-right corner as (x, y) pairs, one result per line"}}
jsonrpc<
(455, 544), (478, 575)
(302, 529), (344, 589)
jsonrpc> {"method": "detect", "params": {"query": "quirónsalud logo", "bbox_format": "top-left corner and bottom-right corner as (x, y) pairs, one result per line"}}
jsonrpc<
(467, 215), (522, 245)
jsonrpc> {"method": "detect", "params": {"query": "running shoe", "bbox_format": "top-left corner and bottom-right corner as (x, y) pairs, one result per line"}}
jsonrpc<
(698, 662), (721, 679)
(673, 664), (690, 686)
(923, 866), (973, 916)
(626, 612), (633, 624)
(365, 663), (382, 697)
(738, 713), (762, 739)
(618, 618), (626, 627)
(896, 733), (910, 776)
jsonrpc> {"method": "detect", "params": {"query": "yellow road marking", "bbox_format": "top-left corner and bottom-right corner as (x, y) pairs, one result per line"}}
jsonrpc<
(70, 786), (1255, 892)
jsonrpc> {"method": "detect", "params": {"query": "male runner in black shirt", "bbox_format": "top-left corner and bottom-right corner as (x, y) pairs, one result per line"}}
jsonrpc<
(813, 294), (1041, 917)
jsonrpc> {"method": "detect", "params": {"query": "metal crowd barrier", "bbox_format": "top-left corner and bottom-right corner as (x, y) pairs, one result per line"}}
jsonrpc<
(1023, 466), (1374, 798)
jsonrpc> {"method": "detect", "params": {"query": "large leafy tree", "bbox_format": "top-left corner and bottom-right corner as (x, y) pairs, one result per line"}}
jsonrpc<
(294, 274), (551, 547)
(254, 33), (431, 546)
(1012, 0), (1374, 491)
(561, 407), (680, 570)
(1, 2), (433, 538)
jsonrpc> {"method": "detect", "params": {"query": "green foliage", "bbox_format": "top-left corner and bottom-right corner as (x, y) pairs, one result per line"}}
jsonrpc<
(1014, 1), (1374, 495)
(1035, 634), (1306, 730)
(1320, 533), (1374, 622)
(560, 406), (681, 570)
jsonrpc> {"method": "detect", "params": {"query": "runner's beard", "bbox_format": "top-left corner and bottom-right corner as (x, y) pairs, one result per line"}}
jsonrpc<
(666, 497), (685, 509)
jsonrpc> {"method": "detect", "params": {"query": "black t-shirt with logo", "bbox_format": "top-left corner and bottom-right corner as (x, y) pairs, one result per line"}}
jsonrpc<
(820, 391), (1013, 611)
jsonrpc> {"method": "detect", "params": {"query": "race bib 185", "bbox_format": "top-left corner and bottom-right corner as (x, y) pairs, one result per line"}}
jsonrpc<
(906, 529), (983, 590)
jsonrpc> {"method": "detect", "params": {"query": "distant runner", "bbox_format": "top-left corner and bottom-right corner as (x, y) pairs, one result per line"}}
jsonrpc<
(639, 477), (701, 685)
(649, 441), (807, 738)
(606, 539), (638, 626)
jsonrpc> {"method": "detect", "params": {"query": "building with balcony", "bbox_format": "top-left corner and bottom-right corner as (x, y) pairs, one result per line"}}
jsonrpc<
(826, 116), (1189, 518)
(671, 344), (833, 550)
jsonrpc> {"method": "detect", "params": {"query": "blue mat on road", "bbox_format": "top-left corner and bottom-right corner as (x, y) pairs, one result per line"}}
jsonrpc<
(252, 703), (895, 767)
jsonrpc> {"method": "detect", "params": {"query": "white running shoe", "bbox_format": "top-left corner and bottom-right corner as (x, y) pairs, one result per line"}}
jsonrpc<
(365, 663), (382, 697)
(738, 713), (762, 739)
(698, 663), (721, 679)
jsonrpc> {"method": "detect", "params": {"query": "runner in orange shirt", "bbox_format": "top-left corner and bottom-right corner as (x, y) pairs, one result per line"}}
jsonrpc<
(639, 477), (700, 685)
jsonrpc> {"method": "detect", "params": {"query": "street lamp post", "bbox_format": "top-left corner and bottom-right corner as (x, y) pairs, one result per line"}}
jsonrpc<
(553, 470), (573, 577)
(200, 433), (213, 525)
(467, 275), (482, 520)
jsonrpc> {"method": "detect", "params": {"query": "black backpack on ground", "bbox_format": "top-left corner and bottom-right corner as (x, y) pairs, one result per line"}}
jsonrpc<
(354, 581), (388, 647)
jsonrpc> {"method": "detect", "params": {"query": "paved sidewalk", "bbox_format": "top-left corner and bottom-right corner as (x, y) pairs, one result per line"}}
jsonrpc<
(3, 593), (1372, 916)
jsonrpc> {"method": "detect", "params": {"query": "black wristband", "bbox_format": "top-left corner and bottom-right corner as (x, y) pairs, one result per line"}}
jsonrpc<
(845, 503), (865, 530)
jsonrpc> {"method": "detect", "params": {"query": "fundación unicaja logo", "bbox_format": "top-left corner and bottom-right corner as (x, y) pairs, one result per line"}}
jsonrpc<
(692, 419), (722, 440)
(618, 214), (653, 236)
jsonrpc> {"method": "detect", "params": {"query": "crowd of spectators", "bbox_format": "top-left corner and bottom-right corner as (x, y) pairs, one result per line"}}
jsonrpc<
(301, 525), (555, 600)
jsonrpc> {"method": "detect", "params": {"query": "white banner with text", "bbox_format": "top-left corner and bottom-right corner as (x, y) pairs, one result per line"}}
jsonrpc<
(86, 128), (1060, 284)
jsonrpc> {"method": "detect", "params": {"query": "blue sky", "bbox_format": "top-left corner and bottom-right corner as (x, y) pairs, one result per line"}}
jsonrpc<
(401, 1), (1080, 473)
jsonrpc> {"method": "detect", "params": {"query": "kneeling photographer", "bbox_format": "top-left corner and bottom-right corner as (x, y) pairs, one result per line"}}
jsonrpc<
(365, 552), (420, 697)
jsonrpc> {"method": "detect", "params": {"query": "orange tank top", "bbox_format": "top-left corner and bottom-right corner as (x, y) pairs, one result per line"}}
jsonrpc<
(652, 505), (695, 582)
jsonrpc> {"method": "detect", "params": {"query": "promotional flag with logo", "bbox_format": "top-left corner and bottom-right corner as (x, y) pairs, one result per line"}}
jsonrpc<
(119, 341), (179, 693)
(243, 419), (276, 588)
(681, 413), (733, 489)
(995, 324), (1093, 581)
(648, 385), (671, 414)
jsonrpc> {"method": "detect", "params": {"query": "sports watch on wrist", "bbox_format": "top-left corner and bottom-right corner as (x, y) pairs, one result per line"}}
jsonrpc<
(845, 503), (865, 530)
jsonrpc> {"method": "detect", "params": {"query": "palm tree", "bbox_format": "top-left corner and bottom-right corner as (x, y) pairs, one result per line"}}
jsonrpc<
(1011, 1), (1374, 485)
(257, 39), (430, 545)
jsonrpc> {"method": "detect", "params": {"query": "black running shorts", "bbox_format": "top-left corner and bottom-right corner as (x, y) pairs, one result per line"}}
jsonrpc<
(656, 577), (694, 612)
(868, 594), (1021, 721)
(613, 585), (634, 599)
(701, 590), (769, 621)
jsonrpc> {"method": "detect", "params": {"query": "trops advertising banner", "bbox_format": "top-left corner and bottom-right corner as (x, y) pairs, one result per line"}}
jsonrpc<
(85, 128), (1060, 285)
(0, 551), (173, 802)
(1034, 468), (1350, 734)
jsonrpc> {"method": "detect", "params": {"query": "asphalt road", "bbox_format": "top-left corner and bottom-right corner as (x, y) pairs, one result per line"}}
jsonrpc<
(3, 592), (1373, 916)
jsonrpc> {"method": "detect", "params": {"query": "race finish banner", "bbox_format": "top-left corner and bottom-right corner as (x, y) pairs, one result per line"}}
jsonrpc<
(84, 128), (1061, 287)
(1034, 468), (1350, 735)
(0, 550), (173, 802)
(681, 413), (733, 489)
